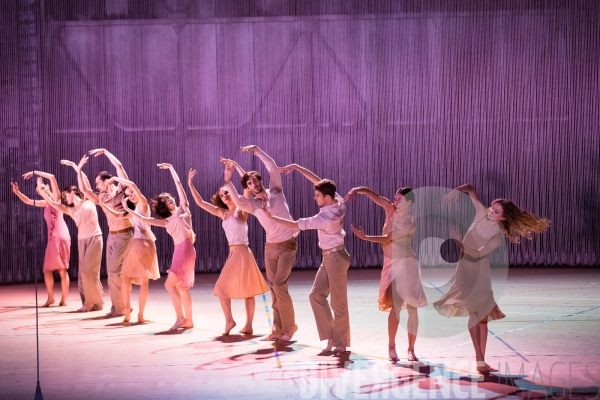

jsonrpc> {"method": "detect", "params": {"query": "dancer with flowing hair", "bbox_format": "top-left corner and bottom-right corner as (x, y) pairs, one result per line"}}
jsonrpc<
(11, 172), (71, 307)
(40, 158), (105, 312)
(127, 164), (195, 332)
(344, 186), (426, 362)
(99, 177), (160, 324)
(188, 162), (268, 335)
(435, 183), (550, 374)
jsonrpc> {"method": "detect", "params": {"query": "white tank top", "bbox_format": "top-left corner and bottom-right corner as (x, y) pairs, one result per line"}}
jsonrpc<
(222, 208), (249, 245)
(132, 204), (156, 241)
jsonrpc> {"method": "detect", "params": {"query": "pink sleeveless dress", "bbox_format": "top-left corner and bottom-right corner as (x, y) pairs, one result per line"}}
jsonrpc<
(43, 205), (71, 272)
(165, 204), (196, 290)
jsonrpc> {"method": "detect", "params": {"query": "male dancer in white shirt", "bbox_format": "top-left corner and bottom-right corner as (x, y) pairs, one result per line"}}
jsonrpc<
(262, 163), (350, 355)
(223, 146), (299, 342)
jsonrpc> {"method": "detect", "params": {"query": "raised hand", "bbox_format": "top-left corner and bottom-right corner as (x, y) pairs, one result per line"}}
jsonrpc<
(443, 190), (460, 204)
(350, 224), (366, 239)
(188, 168), (197, 184)
(60, 159), (77, 168)
(89, 148), (106, 157)
(10, 182), (19, 194)
(343, 188), (358, 203)
(36, 177), (44, 188)
(77, 155), (89, 170)
(22, 171), (34, 180)
(223, 162), (234, 183)
(157, 163), (172, 170)
(219, 157), (237, 167)
(240, 145), (258, 154)
(278, 164), (295, 175)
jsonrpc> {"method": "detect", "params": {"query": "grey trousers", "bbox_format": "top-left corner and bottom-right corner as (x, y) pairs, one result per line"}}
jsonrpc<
(309, 249), (351, 347)
(78, 235), (104, 308)
(106, 230), (133, 314)
(264, 238), (297, 335)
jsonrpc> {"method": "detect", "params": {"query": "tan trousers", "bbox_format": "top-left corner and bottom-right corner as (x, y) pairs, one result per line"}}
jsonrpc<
(309, 249), (351, 347)
(264, 238), (297, 335)
(106, 230), (133, 314)
(78, 235), (104, 308)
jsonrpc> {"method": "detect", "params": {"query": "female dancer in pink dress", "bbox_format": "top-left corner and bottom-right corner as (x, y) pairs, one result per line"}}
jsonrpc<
(435, 184), (550, 374)
(188, 163), (269, 335)
(99, 177), (160, 324)
(345, 187), (427, 362)
(128, 164), (195, 332)
(11, 172), (71, 307)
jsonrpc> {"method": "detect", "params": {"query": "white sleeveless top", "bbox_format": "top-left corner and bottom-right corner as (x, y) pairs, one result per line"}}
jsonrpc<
(165, 204), (195, 245)
(132, 204), (155, 241)
(222, 208), (249, 245)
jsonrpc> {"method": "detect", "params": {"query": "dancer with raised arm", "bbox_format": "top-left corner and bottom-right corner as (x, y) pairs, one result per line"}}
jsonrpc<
(77, 149), (133, 318)
(222, 146), (299, 342)
(344, 186), (426, 362)
(11, 172), (71, 307)
(188, 163), (268, 335)
(262, 164), (350, 355)
(40, 158), (104, 312)
(435, 184), (550, 374)
(99, 177), (160, 324)
(128, 164), (195, 332)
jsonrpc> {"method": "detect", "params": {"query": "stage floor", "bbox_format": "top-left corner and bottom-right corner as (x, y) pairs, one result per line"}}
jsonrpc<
(1, 268), (599, 399)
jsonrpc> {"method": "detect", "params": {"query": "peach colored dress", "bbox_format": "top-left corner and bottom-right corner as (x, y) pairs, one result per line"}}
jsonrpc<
(165, 204), (196, 290)
(42, 205), (71, 272)
(214, 209), (269, 298)
(379, 211), (427, 311)
(121, 204), (160, 285)
(433, 199), (506, 324)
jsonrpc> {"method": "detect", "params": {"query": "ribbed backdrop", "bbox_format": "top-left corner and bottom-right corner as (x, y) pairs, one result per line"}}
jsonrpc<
(1, 0), (598, 283)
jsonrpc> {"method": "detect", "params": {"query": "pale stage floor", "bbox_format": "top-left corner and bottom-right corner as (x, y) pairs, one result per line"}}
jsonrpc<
(1, 268), (599, 400)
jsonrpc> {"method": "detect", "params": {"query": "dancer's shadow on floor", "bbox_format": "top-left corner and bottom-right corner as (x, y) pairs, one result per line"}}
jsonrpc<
(393, 361), (436, 375)
(81, 315), (120, 321)
(214, 334), (261, 344)
(155, 328), (193, 335)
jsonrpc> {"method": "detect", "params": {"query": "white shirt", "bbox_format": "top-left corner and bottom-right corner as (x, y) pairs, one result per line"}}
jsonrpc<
(224, 151), (299, 244)
(222, 209), (249, 246)
(298, 193), (346, 250)
(165, 203), (195, 245)
(66, 199), (102, 240)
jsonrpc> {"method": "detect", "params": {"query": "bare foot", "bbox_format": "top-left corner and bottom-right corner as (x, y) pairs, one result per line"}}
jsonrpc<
(76, 306), (93, 312)
(42, 299), (54, 307)
(137, 314), (149, 324)
(277, 325), (298, 342)
(333, 346), (347, 355)
(261, 333), (282, 341)
(58, 299), (67, 307)
(223, 320), (236, 335)
(407, 350), (419, 362)
(169, 317), (187, 331)
(123, 308), (132, 323)
(181, 320), (194, 329)
(485, 363), (498, 373)
(389, 347), (399, 362)
(239, 325), (253, 335)
(476, 361), (491, 375)
(319, 339), (333, 355)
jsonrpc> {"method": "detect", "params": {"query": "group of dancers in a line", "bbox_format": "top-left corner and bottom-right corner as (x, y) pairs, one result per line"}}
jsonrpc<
(11, 146), (549, 374)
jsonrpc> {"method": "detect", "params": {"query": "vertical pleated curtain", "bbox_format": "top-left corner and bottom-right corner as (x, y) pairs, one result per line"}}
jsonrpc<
(1, 0), (598, 283)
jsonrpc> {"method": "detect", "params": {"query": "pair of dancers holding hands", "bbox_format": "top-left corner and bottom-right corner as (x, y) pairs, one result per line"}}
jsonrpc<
(12, 145), (549, 372)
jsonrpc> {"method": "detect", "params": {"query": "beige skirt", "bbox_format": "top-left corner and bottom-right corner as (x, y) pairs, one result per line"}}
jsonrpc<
(122, 239), (160, 285)
(214, 245), (269, 299)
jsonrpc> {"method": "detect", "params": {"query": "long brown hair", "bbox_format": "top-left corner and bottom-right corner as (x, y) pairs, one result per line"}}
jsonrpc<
(492, 199), (550, 243)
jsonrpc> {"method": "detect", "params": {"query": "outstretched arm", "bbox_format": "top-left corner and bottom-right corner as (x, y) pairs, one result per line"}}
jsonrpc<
(262, 207), (299, 229)
(240, 145), (283, 191)
(188, 168), (224, 218)
(279, 163), (321, 184)
(89, 148), (129, 180)
(158, 163), (188, 209)
(62, 156), (99, 204)
(443, 183), (482, 205)
(11, 182), (45, 207)
(350, 224), (392, 244)
(128, 205), (166, 228)
(37, 188), (70, 214)
(219, 157), (246, 178)
(344, 186), (394, 214)
(23, 170), (61, 202)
